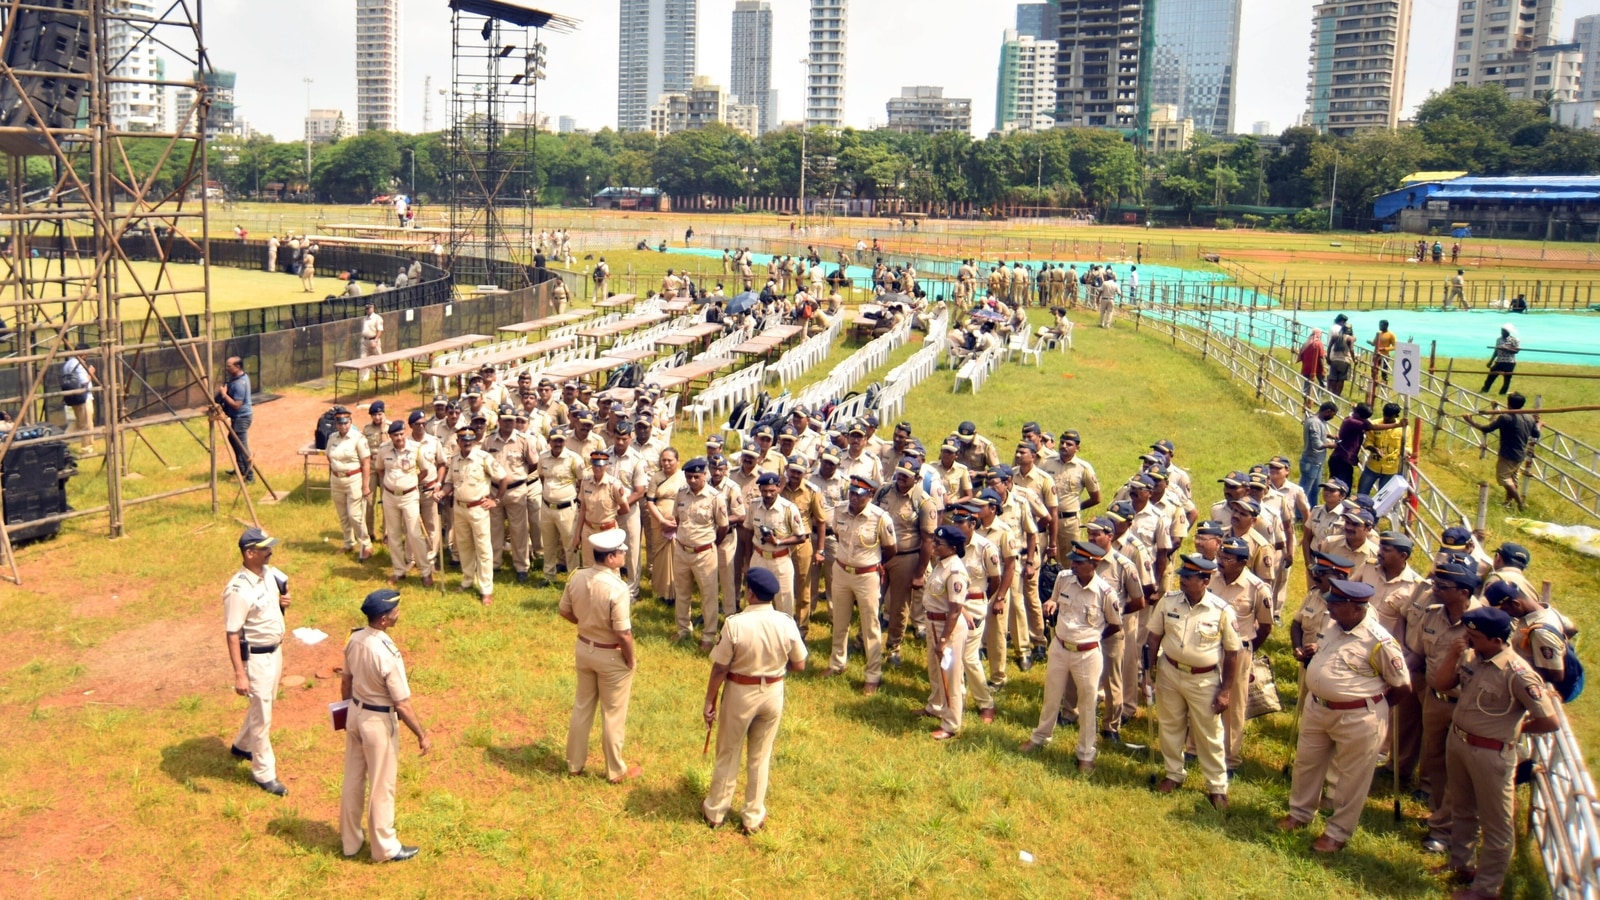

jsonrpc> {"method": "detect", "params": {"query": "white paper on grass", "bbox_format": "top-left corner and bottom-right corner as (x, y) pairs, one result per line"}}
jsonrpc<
(941, 646), (957, 673)
(1019, 851), (1035, 864)
(293, 627), (329, 645)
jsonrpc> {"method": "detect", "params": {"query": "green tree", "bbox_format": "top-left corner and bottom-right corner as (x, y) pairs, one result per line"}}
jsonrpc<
(310, 130), (401, 203)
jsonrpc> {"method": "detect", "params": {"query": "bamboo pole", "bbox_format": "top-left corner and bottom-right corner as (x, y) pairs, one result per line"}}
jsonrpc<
(1464, 404), (1600, 416)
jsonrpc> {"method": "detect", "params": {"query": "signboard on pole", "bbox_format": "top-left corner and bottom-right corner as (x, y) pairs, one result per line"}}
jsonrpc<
(1394, 342), (1422, 397)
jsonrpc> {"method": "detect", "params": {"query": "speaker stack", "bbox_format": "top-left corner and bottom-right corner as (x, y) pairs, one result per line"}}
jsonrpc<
(0, 0), (92, 157)
(2, 424), (76, 544)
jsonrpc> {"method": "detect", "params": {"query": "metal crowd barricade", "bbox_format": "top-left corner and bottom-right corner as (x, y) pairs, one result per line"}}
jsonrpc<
(1528, 701), (1600, 900)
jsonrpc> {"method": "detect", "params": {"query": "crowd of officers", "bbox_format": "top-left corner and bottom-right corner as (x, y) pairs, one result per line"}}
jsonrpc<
(226, 368), (1575, 886)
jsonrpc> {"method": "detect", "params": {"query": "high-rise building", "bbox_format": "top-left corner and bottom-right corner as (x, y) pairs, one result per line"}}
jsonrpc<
(1305, 0), (1412, 136)
(356, 0), (401, 133)
(618, 0), (699, 132)
(807, 0), (847, 128)
(1575, 14), (1600, 100)
(885, 86), (971, 135)
(1052, 0), (1153, 134)
(105, 1), (163, 131)
(305, 109), (354, 144)
(1016, 2), (1057, 41)
(174, 70), (241, 140)
(649, 75), (758, 136)
(1146, 104), (1194, 153)
(1151, 0), (1241, 136)
(996, 28), (1058, 133)
(1452, 0), (1561, 92)
(1251, 120), (1272, 135)
(730, 0), (773, 135)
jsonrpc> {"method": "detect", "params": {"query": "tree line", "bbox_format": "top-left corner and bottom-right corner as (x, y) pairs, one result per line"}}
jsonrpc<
(3, 86), (1595, 229)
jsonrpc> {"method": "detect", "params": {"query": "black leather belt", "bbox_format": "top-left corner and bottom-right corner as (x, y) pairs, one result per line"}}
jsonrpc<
(1058, 511), (1079, 519)
(240, 643), (279, 656)
(549, 499), (575, 510)
(353, 699), (393, 713)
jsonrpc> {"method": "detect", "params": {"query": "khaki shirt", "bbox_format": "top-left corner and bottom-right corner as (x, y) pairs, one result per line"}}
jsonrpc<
(1052, 571), (1121, 646)
(1041, 454), (1099, 515)
(1484, 567), (1537, 605)
(1095, 550), (1144, 610)
(831, 503), (895, 568)
(1014, 465), (1054, 512)
(1305, 503), (1345, 549)
(749, 496), (808, 552)
(730, 467), (763, 513)
(222, 567), (284, 647)
(539, 449), (585, 503)
(345, 626), (411, 706)
(1116, 533), (1157, 590)
(535, 398), (569, 429)
(710, 604), (807, 679)
(1210, 568), (1273, 644)
(1410, 601), (1484, 695)
(1149, 590), (1241, 669)
(1232, 527), (1276, 585)
(839, 450), (882, 485)
(782, 482), (826, 539)
(808, 471), (848, 522)
(610, 446), (651, 501)
(1319, 534), (1379, 567)
(960, 532), (1002, 612)
(879, 486), (936, 554)
(570, 428), (605, 460)
(933, 461), (973, 500)
(415, 432), (446, 488)
(1452, 647), (1556, 743)
(714, 476), (749, 534)
(484, 429), (538, 482)
(426, 415), (455, 446)
(673, 483), (727, 548)
(1297, 588), (1331, 648)
(465, 403), (497, 433)
(1130, 503), (1173, 553)
(448, 447), (505, 504)
(1357, 562), (1425, 635)
(375, 439), (427, 494)
(325, 429), (370, 478)
(579, 471), (627, 527)
(924, 554), (971, 618)
(361, 421), (388, 456)
(955, 435), (999, 474)
(1514, 606), (1568, 678)
(1305, 612), (1408, 701)
(559, 567), (632, 646)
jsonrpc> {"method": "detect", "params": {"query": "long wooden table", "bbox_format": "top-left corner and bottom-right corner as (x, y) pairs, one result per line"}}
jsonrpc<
(419, 336), (575, 381)
(541, 356), (629, 384)
(499, 311), (589, 335)
(650, 356), (737, 392)
(333, 333), (492, 400)
(659, 299), (693, 314)
(576, 312), (669, 342)
(594, 293), (637, 310)
(655, 322), (724, 348)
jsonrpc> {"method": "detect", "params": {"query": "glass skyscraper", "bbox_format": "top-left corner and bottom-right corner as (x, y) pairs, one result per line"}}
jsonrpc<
(1151, 0), (1241, 136)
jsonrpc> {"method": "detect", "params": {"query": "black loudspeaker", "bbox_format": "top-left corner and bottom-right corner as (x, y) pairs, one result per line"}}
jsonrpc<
(0, 0), (91, 157)
(2, 423), (75, 544)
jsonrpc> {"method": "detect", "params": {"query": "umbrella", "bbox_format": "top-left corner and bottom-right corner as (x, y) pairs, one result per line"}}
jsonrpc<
(727, 290), (761, 315)
(971, 309), (1006, 324)
(877, 292), (910, 307)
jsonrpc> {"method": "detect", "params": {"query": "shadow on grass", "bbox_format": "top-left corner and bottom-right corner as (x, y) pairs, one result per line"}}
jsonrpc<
(484, 739), (566, 778)
(621, 774), (705, 823)
(266, 812), (342, 856)
(832, 694), (929, 737)
(158, 735), (244, 792)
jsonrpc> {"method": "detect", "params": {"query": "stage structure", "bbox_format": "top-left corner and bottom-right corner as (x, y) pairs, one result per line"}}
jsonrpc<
(445, 0), (577, 289)
(0, 0), (230, 583)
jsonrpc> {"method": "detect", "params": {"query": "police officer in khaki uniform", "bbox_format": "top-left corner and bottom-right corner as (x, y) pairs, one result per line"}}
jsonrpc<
(361, 401), (389, 542)
(1278, 579), (1411, 853)
(1086, 515), (1154, 739)
(326, 407), (373, 559)
(921, 525), (973, 740)
(711, 455), (749, 621)
(1487, 581), (1570, 685)
(880, 459), (936, 661)
(748, 472), (808, 616)
(701, 568), (808, 834)
(668, 457), (729, 647)
(539, 431), (584, 577)
(1431, 607), (1559, 898)
(407, 411), (446, 571)
(822, 475), (896, 693)
(340, 589), (430, 863)
(1409, 561), (1483, 853)
(534, 378), (568, 430)
(436, 427), (506, 605)
(1483, 542), (1537, 605)
(781, 456), (826, 637)
(223, 527), (290, 795)
(952, 420), (1000, 474)
(933, 441), (974, 502)
(1212, 536), (1274, 772)
(1147, 554), (1240, 808)
(373, 421), (435, 587)
(1041, 429), (1101, 565)
(484, 408), (541, 583)
(1021, 542), (1120, 772)
(983, 471), (1041, 681)
(561, 529), (641, 783)
(1304, 479), (1352, 581)
(608, 426), (650, 597)
(577, 450), (629, 568)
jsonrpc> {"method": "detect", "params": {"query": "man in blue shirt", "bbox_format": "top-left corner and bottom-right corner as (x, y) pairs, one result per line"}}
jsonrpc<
(216, 356), (254, 484)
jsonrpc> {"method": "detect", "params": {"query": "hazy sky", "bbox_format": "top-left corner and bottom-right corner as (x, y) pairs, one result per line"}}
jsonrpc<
(207, 0), (1600, 141)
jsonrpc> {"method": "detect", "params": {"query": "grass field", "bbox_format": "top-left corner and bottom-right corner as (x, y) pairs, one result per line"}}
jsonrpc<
(3, 297), (1595, 897)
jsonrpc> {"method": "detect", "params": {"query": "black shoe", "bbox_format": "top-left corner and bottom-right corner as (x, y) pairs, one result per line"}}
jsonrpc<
(1226, 768), (1238, 780)
(385, 845), (420, 862)
(987, 679), (1007, 691)
(230, 744), (253, 761)
(514, 570), (529, 584)
(1057, 713), (1077, 728)
(1016, 654), (1033, 673)
(255, 779), (288, 796)
(1031, 646), (1047, 663)
(888, 650), (901, 667)
(1101, 729), (1120, 743)
(555, 563), (568, 574)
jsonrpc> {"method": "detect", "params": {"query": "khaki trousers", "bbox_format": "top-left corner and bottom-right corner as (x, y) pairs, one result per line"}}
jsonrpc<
(647, 517), (675, 601)
(527, 490), (544, 558)
(491, 485), (533, 573)
(1098, 297), (1115, 328)
(790, 541), (815, 632)
(454, 502), (494, 596)
(717, 531), (741, 617)
(566, 641), (634, 780)
(829, 563), (883, 682)
(751, 551), (795, 616)
(1021, 563), (1044, 649)
(331, 474), (371, 551)
(622, 508), (643, 594)
(1094, 631), (1125, 732)
(1287, 698), (1386, 842)
(540, 498), (579, 576)
(233, 648), (282, 784)
(702, 682), (785, 831)
(1032, 641), (1104, 761)
(419, 488), (440, 565)
(1222, 645), (1253, 769)
(985, 585), (1028, 682)
(65, 396), (95, 450)
(382, 490), (432, 579)
(340, 706), (401, 861)
(1393, 664), (1425, 784)
(578, 519), (614, 568)
(925, 616), (970, 733)
(1117, 607), (1154, 724)
(1446, 732), (1519, 898)
(884, 552), (926, 650)
(1422, 691), (1458, 841)
(1155, 661), (1228, 794)
(673, 543), (720, 638)
(963, 616), (995, 711)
